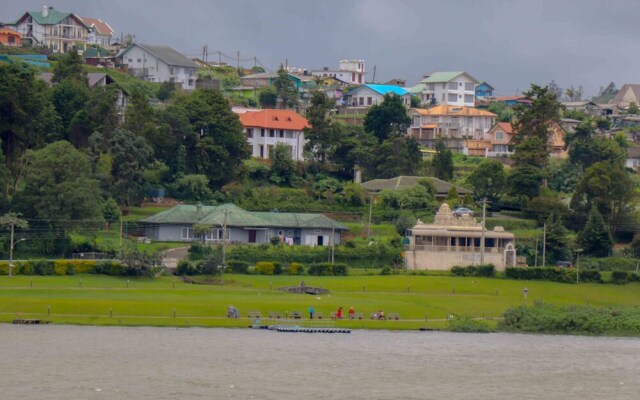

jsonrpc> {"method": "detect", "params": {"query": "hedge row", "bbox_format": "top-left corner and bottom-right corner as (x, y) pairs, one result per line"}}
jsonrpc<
(580, 257), (639, 271)
(611, 270), (640, 285)
(227, 242), (401, 265)
(505, 267), (602, 283)
(450, 264), (496, 277)
(0, 260), (128, 276)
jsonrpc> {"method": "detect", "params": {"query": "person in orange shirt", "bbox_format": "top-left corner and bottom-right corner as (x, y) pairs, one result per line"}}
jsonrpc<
(349, 306), (355, 319)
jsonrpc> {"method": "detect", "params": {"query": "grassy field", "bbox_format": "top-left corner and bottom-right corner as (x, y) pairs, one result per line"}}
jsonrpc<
(1, 274), (639, 331)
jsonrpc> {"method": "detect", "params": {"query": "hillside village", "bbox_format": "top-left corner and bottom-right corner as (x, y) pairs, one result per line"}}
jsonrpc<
(2, 5), (640, 278)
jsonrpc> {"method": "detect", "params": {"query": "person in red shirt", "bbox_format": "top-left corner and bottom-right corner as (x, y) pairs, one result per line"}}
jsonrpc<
(349, 306), (355, 319)
(336, 307), (343, 319)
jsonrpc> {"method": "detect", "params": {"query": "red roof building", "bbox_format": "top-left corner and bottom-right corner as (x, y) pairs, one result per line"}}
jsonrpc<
(238, 109), (309, 160)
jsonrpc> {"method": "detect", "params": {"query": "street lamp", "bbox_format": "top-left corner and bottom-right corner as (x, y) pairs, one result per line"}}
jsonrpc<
(9, 238), (26, 278)
(576, 249), (583, 284)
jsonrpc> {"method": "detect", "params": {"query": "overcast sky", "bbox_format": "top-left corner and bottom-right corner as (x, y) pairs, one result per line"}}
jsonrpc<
(3, 0), (639, 97)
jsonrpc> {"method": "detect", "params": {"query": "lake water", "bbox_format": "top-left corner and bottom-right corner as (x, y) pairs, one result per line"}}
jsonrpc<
(1, 325), (639, 399)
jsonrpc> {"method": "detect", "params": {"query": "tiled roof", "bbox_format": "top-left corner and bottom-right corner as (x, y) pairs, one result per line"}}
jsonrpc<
(361, 176), (470, 196)
(495, 122), (513, 134)
(239, 109), (309, 131)
(120, 43), (195, 68)
(0, 28), (21, 37)
(411, 105), (497, 117)
(140, 203), (347, 230)
(422, 71), (478, 84)
(78, 16), (115, 36)
(494, 96), (531, 103)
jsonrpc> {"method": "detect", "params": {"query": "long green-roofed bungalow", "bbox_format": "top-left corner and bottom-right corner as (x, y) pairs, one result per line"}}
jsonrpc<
(141, 204), (348, 246)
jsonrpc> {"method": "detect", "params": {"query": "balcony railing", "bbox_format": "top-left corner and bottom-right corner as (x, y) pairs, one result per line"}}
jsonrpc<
(407, 244), (505, 254)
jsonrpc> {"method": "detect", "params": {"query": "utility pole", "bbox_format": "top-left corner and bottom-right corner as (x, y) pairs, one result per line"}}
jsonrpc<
(367, 193), (374, 238)
(542, 222), (547, 267)
(237, 51), (240, 72)
(119, 218), (123, 260)
(331, 222), (336, 264)
(222, 210), (228, 267)
(534, 235), (539, 267)
(0, 212), (28, 277)
(9, 220), (14, 277)
(480, 198), (487, 265)
(218, 51), (222, 66)
(371, 65), (376, 84)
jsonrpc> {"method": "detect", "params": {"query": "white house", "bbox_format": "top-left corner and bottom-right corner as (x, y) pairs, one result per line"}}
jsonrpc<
(311, 59), (365, 85)
(10, 6), (89, 52)
(118, 43), (196, 90)
(407, 105), (496, 151)
(238, 109), (309, 161)
(410, 71), (479, 107)
(78, 16), (115, 47)
(346, 84), (413, 107)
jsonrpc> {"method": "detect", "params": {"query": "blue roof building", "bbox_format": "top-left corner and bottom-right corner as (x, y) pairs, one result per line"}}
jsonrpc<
(346, 83), (414, 107)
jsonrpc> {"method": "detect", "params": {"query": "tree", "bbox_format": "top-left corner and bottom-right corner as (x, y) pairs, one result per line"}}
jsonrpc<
(0, 64), (60, 195)
(363, 94), (411, 143)
(432, 139), (453, 181)
(592, 82), (618, 104)
(272, 67), (298, 109)
(52, 48), (87, 84)
(172, 174), (213, 201)
(52, 78), (90, 136)
(567, 123), (625, 171)
(564, 85), (583, 101)
(487, 101), (514, 123)
(331, 125), (377, 180)
(269, 143), (295, 185)
(543, 213), (572, 264)
(16, 141), (103, 229)
(110, 129), (154, 206)
(571, 161), (636, 233)
(547, 80), (563, 99)
(628, 102), (639, 115)
(467, 159), (505, 202)
(258, 87), (277, 108)
(102, 197), (120, 230)
(507, 164), (544, 200)
(173, 89), (251, 187)
(374, 137), (422, 178)
(578, 206), (613, 257)
(304, 91), (340, 163)
(445, 186), (460, 208)
(125, 87), (155, 136)
(512, 84), (563, 169)
(156, 81), (177, 102)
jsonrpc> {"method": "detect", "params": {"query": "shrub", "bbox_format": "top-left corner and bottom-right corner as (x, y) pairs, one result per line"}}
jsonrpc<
(255, 261), (277, 275)
(611, 270), (630, 285)
(285, 262), (304, 275)
(32, 259), (54, 275)
(227, 260), (249, 274)
(307, 262), (349, 276)
(505, 267), (601, 284)
(450, 264), (496, 277)
(447, 315), (493, 333)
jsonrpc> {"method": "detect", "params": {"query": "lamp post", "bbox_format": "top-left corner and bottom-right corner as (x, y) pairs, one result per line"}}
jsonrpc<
(576, 248), (583, 284)
(9, 238), (26, 278)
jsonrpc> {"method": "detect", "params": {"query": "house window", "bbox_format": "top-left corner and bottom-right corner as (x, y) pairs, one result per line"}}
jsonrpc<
(359, 97), (364, 106)
(128, 58), (132, 63)
(427, 83), (435, 90)
(260, 145), (264, 158)
(169, 67), (174, 74)
(261, 129), (265, 137)
(137, 58), (142, 63)
(464, 94), (474, 103)
(367, 97), (372, 105)
(279, 130), (284, 138)
(496, 131), (504, 140)
(269, 129), (275, 138)
(448, 82), (458, 90)
(448, 93), (458, 102)
(246, 128), (253, 138)
(465, 83), (475, 91)
(181, 227), (194, 240)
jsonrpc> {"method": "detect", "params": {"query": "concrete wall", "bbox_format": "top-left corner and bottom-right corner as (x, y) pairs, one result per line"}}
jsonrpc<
(405, 250), (510, 271)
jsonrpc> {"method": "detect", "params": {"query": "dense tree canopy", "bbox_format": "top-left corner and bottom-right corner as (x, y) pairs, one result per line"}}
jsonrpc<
(363, 94), (411, 143)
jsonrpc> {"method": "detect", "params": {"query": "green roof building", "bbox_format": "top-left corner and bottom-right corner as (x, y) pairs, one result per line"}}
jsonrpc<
(10, 6), (90, 52)
(141, 204), (347, 246)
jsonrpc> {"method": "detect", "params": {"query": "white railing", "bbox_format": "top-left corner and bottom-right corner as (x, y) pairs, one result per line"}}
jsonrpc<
(408, 244), (505, 254)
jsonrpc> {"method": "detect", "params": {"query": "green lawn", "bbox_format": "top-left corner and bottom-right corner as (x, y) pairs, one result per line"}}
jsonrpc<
(1, 274), (638, 330)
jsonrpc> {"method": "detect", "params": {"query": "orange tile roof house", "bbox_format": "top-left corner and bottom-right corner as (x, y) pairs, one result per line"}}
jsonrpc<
(238, 109), (309, 161)
(0, 28), (21, 47)
(78, 16), (115, 47)
(407, 105), (496, 152)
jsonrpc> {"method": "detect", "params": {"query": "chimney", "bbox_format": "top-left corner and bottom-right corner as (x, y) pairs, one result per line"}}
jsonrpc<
(42, 5), (49, 17)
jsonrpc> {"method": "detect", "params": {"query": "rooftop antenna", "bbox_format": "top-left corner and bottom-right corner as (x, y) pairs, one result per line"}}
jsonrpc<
(371, 65), (376, 84)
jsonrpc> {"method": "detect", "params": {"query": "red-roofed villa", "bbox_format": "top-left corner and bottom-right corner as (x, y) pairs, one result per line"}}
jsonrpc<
(238, 109), (309, 160)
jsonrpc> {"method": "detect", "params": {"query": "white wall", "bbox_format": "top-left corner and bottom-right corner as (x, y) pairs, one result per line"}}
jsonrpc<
(423, 75), (477, 107)
(121, 45), (195, 90)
